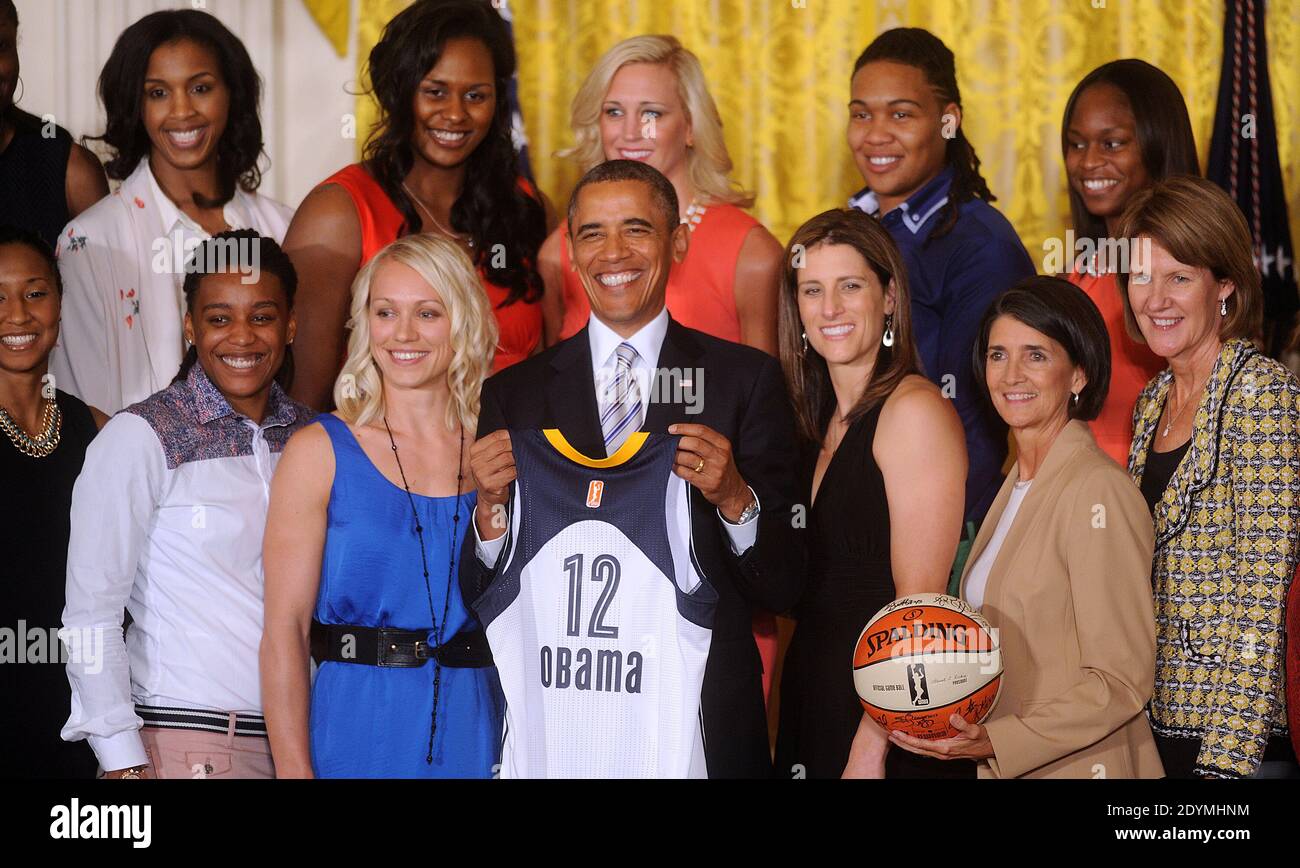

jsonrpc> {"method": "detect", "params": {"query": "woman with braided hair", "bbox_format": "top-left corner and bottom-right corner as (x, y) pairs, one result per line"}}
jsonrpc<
(847, 28), (1034, 587)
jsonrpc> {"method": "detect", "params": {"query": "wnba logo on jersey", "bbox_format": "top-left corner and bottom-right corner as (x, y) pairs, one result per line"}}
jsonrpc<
(586, 480), (604, 508)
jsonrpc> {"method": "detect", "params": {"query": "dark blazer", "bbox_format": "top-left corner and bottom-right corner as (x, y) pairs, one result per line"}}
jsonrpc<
(460, 317), (805, 777)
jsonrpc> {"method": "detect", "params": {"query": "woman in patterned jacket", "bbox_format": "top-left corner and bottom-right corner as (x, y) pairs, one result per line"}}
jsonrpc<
(1118, 175), (1300, 779)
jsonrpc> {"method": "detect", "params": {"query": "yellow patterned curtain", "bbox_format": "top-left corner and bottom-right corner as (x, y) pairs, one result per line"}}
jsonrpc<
(303, 0), (352, 58)
(356, 0), (1300, 262)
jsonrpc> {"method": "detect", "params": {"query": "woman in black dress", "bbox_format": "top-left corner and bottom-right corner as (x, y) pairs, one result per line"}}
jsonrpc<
(773, 209), (971, 779)
(0, 1), (108, 249)
(0, 226), (107, 777)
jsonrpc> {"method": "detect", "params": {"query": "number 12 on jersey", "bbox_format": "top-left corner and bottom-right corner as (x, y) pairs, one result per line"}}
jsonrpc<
(563, 553), (621, 639)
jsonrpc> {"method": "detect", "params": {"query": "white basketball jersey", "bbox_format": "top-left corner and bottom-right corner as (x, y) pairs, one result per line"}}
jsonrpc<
(472, 429), (716, 778)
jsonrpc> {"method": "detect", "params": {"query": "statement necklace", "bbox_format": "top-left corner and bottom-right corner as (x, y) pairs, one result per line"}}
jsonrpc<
(382, 417), (464, 765)
(0, 399), (61, 458)
(682, 199), (707, 233)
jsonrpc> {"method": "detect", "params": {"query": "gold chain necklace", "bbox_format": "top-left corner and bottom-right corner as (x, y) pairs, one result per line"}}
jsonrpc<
(0, 398), (62, 458)
(400, 181), (474, 248)
(1161, 377), (1206, 438)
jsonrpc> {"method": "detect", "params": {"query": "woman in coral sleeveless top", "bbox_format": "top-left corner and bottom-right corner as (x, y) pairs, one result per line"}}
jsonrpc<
(1060, 60), (1197, 464)
(538, 35), (785, 703)
(284, 1), (546, 410)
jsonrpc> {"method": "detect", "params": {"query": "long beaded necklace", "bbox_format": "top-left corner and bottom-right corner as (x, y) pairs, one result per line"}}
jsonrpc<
(382, 417), (464, 764)
(0, 398), (61, 458)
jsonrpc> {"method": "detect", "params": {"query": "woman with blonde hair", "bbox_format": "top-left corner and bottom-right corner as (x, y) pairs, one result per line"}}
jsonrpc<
(538, 34), (786, 697)
(261, 233), (504, 778)
(540, 34), (783, 355)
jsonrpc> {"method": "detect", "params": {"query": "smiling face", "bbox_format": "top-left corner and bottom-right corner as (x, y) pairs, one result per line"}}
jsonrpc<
(1065, 83), (1151, 230)
(847, 60), (957, 215)
(984, 315), (1086, 436)
(409, 36), (497, 171)
(567, 179), (687, 336)
(598, 62), (692, 188)
(142, 38), (230, 174)
(796, 242), (896, 370)
(367, 259), (455, 393)
(1127, 236), (1230, 366)
(0, 243), (60, 377)
(183, 270), (294, 418)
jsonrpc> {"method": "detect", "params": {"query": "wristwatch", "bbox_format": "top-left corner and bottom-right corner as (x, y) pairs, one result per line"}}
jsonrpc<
(117, 764), (148, 779)
(733, 487), (760, 525)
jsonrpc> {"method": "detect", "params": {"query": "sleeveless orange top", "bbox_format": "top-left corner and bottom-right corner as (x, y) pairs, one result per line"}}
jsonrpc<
(323, 163), (542, 372)
(558, 202), (760, 343)
(1069, 268), (1165, 466)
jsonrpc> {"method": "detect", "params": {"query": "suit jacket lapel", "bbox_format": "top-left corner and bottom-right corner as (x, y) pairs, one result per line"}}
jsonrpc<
(1132, 340), (1252, 550)
(970, 421), (1092, 613)
(546, 327), (606, 458)
(643, 318), (706, 432)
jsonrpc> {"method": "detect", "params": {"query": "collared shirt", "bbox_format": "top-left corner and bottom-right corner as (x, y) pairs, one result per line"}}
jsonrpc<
(144, 159), (259, 321)
(51, 158), (293, 415)
(476, 307), (758, 564)
(61, 364), (314, 771)
(850, 167), (1035, 526)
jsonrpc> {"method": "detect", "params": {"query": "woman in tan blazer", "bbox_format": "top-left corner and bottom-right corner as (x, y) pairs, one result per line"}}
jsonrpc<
(890, 276), (1163, 778)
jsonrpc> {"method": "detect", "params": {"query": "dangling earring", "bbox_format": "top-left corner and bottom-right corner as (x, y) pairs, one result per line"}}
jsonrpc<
(1072, 391), (1080, 407)
(800, 331), (808, 355)
(881, 313), (895, 348)
(12, 76), (23, 105)
(1220, 298), (1228, 317)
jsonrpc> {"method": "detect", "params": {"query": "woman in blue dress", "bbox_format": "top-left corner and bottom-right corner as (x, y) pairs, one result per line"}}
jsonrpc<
(261, 233), (504, 778)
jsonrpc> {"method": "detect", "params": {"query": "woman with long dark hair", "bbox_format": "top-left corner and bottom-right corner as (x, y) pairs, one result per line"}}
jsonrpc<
(772, 209), (969, 779)
(49, 8), (291, 415)
(846, 28), (1035, 583)
(0, 0), (108, 250)
(1060, 59), (1198, 464)
(284, 0), (547, 410)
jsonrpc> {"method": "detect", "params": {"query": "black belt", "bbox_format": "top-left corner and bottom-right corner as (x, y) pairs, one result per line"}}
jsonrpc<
(310, 620), (494, 669)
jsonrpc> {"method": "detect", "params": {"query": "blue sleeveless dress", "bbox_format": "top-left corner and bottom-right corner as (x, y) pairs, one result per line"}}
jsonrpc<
(310, 413), (504, 778)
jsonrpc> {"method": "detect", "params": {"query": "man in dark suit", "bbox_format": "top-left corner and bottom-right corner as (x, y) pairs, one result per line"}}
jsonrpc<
(461, 159), (804, 777)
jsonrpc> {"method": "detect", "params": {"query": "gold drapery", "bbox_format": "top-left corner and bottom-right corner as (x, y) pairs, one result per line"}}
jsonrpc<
(303, 0), (352, 58)
(353, 0), (1300, 263)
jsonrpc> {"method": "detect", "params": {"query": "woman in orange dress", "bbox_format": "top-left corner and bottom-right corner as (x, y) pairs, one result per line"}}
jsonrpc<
(284, 0), (547, 410)
(538, 35), (785, 701)
(1060, 60), (1197, 464)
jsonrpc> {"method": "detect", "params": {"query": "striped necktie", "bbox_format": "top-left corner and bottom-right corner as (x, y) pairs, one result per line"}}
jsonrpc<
(600, 342), (643, 454)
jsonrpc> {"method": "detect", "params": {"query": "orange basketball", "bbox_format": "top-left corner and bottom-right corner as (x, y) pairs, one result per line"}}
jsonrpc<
(852, 593), (1002, 740)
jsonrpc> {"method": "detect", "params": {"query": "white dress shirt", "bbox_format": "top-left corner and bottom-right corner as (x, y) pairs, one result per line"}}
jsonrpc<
(61, 365), (311, 771)
(477, 307), (759, 564)
(963, 479), (1033, 610)
(50, 158), (293, 414)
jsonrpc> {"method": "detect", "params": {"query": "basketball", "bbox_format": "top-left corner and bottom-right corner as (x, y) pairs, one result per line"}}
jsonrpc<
(852, 593), (1002, 740)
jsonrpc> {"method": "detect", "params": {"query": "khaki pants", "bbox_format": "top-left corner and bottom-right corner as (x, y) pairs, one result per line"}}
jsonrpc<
(137, 722), (274, 779)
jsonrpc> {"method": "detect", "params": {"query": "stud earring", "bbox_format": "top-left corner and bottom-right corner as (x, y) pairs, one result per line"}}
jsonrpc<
(881, 313), (895, 348)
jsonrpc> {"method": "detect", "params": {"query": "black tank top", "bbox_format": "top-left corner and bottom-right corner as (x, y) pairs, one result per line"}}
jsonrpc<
(0, 389), (99, 777)
(0, 109), (73, 250)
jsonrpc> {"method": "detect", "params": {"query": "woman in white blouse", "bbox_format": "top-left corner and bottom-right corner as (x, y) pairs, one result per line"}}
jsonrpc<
(890, 276), (1162, 778)
(50, 10), (291, 414)
(61, 231), (313, 779)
